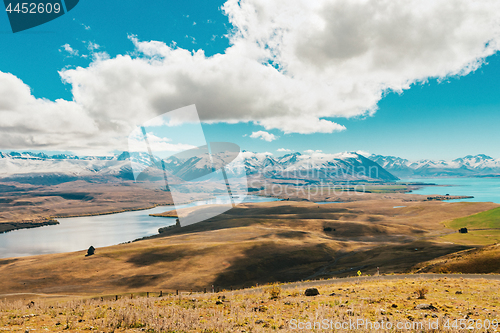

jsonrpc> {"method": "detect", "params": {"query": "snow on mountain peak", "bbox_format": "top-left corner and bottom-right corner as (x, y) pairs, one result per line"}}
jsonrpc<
(369, 153), (500, 178)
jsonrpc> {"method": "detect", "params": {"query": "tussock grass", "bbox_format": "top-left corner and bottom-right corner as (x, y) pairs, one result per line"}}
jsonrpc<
(1, 277), (499, 332)
(411, 243), (500, 274)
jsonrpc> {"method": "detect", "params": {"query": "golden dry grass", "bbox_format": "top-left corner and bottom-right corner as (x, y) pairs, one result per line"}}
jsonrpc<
(0, 200), (496, 297)
(1, 277), (499, 332)
(410, 243), (500, 274)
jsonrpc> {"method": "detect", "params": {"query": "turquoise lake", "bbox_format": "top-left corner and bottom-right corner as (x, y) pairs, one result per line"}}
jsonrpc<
(400, 178), (500, 203)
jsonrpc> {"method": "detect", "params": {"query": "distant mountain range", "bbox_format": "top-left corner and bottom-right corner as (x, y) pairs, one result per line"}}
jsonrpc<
(236, 151), (397, 181)
(0, 151), (134, 185)
(369, 154), (500, 178)
(0, 150), (397, 184)
(1, 150), (498, 185)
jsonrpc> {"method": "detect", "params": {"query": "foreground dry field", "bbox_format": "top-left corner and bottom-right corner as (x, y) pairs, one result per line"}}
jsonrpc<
(1, 276), (499, 332)
(0, 199), (497, 297)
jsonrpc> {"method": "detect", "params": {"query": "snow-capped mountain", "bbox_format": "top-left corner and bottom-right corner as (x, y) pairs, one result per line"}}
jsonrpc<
(231, 151), (398, 181)
(0, 151), (138, 184)
(158, 150), (397, 181)
(0, 150), (398, 184)
(369, 154), (500, 178)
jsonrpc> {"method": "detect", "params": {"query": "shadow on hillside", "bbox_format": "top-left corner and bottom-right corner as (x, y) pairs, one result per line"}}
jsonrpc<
(0, 259), (18, 267)
(113, 273), (169, 289)
(126, 246), (213, 267)
(334, 241), (473, 277)
(208, 241), (475, 289)
(211, 242), (336, 289)
(156, 204), (363, 237)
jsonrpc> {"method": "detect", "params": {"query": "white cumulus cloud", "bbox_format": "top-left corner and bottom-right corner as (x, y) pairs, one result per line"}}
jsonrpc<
(250, 130), (277, 142)
(277, 148), (291, 152)
(0, 72), (99, 151)
(60, 44), (79, 57)
(2, 0), (500, 152)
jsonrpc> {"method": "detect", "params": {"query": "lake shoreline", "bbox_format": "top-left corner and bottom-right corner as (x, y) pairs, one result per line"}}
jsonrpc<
(0, 194), (271, 236)
(426, 195), (474, 201)
(0, 219), (59, 234)
(0, 202), (175, 234)
(51, 202), (174, 219)
(0, 195), (280, 258)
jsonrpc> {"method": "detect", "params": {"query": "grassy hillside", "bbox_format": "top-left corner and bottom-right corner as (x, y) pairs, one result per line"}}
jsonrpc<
(440, 207), (500, 245)
(446, 207), (500, 230)
(1, 276), (499, 332)
(410, 244), (500, 274)
(0, 200), (496, 296)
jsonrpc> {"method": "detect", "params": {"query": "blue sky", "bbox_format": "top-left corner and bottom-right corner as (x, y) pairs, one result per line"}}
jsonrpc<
(1, 0), (500, 161)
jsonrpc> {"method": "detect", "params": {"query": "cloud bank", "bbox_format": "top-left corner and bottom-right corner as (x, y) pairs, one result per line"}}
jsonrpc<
(2, 0), (500, 152)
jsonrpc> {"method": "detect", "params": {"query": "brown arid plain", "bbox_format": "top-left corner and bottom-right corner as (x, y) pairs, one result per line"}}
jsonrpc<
(2, 180), (500, 332)
(0, 185), (498, 295)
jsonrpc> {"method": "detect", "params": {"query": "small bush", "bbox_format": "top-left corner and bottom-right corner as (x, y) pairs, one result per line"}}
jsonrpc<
(267, 284), (282, 299)
(415, 287), (428, 299)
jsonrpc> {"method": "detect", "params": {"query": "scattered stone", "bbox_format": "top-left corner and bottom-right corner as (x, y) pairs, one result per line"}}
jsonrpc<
(215, 300), (223, 305)
(415, 304), (438, 311)
(305, 288), (320, 296)
(329, 292), (336, 296)
(86, 246), (95, 257)
(455, 290), (463, 294)
(253, 305), (268, 312)
(391, 304), (398, 308)
(22, 314), (36, 318)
